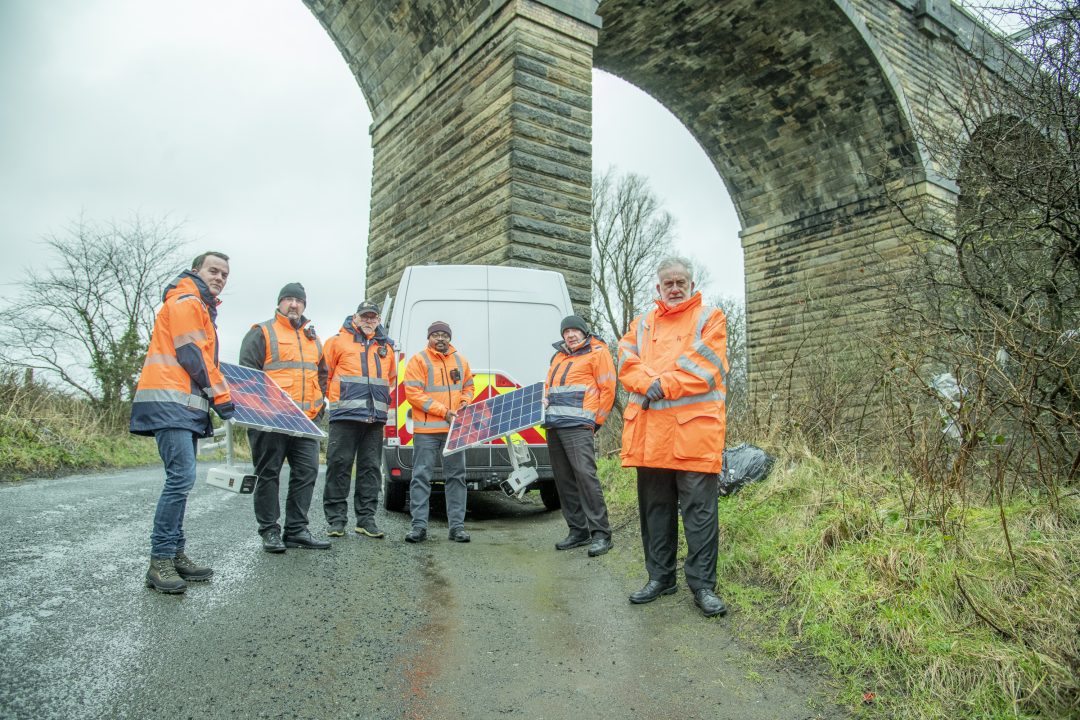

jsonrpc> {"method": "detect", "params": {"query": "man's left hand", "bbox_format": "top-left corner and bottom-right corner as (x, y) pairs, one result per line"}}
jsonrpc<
(645, 379), (665, 401)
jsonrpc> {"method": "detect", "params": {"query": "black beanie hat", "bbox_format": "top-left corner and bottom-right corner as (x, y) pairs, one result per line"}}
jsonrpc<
(278, 282), (306, 304)
(560, 315), (589, 335)
(427, 320), (452, 339)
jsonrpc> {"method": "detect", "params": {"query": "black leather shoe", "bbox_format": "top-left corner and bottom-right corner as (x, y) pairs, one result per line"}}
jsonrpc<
(628, 580), (677, 604)
(693, 588), (728, 617)
(448, 528), (471, 543)
(587, 536), (613, 557)
(261, 529), (286, 553)
(555, 534), (591, 551)
(283, 529), (331, 550)
(405, 528), (427, 543)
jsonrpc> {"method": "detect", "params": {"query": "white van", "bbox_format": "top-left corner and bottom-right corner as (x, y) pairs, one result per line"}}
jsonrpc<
(381, 264), (574, 512)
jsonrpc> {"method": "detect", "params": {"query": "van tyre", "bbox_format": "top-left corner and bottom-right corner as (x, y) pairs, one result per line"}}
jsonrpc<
(539, 481), (561, 511)
(384, 477), (409, 513)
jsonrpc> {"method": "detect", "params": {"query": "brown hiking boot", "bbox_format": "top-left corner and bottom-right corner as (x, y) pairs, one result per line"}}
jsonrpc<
(173, 551), (213, 581)
(145, 557), (187, 594)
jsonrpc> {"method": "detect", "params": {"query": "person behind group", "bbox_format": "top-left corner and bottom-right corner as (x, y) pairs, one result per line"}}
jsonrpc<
(239, 282), (330, 552)
(402, 321), (474, 543)
(543, 314), (617, 557)
(322, 300), (396, 539)
(617, 256), (730, 618)
(131, 250), (235, 594)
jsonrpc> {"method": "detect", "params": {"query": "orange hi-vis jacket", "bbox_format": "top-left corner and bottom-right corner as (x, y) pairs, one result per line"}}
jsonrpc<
(544, 335), (617, 431)
(250, 313), (326, 420)
(618, 293), (729, 474)
(130, 272), (231, 439)
(324, 316), (396, 424)
(403, 344), (474, 434)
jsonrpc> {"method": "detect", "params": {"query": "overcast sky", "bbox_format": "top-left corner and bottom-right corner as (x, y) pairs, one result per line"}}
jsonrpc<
(0, 0), (742, 365)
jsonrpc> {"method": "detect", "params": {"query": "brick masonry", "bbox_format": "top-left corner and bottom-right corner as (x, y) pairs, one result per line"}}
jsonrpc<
(302, 0), (1010, 401)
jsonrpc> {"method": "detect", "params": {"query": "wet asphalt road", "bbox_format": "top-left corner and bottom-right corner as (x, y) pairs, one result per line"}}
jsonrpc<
(0, 464), (843, 720)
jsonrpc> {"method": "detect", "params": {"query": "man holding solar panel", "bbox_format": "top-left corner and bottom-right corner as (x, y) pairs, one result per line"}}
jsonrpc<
(240, 282), (331, 553)
(131, 250), (235, 594)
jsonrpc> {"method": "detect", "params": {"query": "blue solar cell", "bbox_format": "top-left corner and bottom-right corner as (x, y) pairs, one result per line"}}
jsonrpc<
(444, 382), (545, 454)
(220, 362), (326, 439)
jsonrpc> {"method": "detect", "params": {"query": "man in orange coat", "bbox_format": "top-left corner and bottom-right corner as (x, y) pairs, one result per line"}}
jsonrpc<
(543, 314), (617, 557)
(131, 250), (235, 594)
(618, 256), (729, 617)
(402, 321), (474, 543)
(322, 300), (396, 538)
(240, 282), (330, 553)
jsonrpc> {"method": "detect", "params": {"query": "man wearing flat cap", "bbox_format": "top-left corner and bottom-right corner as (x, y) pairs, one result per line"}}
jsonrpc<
(240, 282), (331, 553)
(322, 301), (396, 539)
(402, 320), (474, 543)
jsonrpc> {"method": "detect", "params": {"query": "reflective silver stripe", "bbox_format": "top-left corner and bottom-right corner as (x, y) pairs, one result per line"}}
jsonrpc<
(299, 399), (325, 410)
(336, 399), (389, 412)
(620, 339), (639, 356)
(647, 388), (726, 410)
(422, 398), (434, 412)
(676, 356), (716, 390)
(415, 419), (450, 430)
(173, 329), (207, 348)
(261, 321), (280, 362)
(547, 406), (595, 420)
(425, 384), (459, 392)
(627, 393), (646, 407)
(340, 375), (390, 387)
(133, 388), (209, 411)
(403, 380), (425, 388)
(265, 361), (318, 371)
(206, 381), (228, 396)
(421, 353), (436, 386)
(144, 353), (181, 367)
(547, 384), (588, 395)
(692, 339), (726, 384)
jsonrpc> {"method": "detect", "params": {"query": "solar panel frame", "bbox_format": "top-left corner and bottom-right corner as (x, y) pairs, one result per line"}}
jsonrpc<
(220, 362), (326, 439)
(443, 382), (545, 455)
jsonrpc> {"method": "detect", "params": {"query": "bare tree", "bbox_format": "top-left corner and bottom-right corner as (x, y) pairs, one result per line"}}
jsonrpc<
(590, 167), (675, 342)
(0, 215), (188, 418)
(844, 1), (1080, 569)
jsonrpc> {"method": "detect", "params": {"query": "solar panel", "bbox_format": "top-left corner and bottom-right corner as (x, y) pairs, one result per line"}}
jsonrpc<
(220, 362), (326, 439)
(444, 382), (545, 455)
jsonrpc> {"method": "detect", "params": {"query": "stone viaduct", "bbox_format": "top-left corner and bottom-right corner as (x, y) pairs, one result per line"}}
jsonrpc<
(302, 0), (1009, 401)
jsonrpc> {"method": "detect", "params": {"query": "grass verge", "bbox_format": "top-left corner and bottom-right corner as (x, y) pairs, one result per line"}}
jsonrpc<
(1, 378), (159, 481)
(597, 452), (1080, 719)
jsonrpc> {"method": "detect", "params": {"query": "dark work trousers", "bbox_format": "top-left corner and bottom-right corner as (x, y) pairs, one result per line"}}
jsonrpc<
(249, 428), (320, 537)
(323, 420), (384, 529)
(410, 432), (467, 532)
(636, 468), (719, 591)
(547, 426), (611, 540)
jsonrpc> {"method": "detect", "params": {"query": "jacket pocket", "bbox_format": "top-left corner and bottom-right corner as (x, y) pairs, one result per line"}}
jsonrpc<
(622, 403), (642, 451)
(672, 410), (722, 462)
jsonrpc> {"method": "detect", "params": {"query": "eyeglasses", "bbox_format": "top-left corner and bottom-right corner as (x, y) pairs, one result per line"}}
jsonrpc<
(429, 332), (450, 340)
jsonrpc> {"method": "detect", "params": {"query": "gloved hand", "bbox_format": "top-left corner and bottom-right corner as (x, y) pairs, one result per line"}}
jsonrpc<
(645, 379), (665, 401)
(214, 401), (236, 420)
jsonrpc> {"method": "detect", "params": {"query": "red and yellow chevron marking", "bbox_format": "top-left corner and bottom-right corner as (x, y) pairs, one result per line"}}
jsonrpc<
(388, 356), (546, 447)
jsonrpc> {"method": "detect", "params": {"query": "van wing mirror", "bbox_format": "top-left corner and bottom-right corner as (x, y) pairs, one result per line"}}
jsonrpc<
(381, 292), (394, 327)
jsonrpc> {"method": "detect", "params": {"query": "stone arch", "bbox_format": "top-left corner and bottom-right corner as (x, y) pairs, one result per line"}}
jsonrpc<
(593, 0), (924, 233)
(303, 0), (1015, 401)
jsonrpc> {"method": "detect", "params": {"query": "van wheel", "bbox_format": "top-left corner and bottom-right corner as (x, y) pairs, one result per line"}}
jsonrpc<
(539, 482), (561, 511)
(384, 477), (409, 513)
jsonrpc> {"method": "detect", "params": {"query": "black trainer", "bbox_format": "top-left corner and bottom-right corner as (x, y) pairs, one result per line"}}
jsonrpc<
(261, 529), (286, 553)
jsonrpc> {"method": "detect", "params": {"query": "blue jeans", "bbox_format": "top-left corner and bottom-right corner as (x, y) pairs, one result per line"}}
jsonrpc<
(151, 428), (199, 558)
(410, 432), (467, 531)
